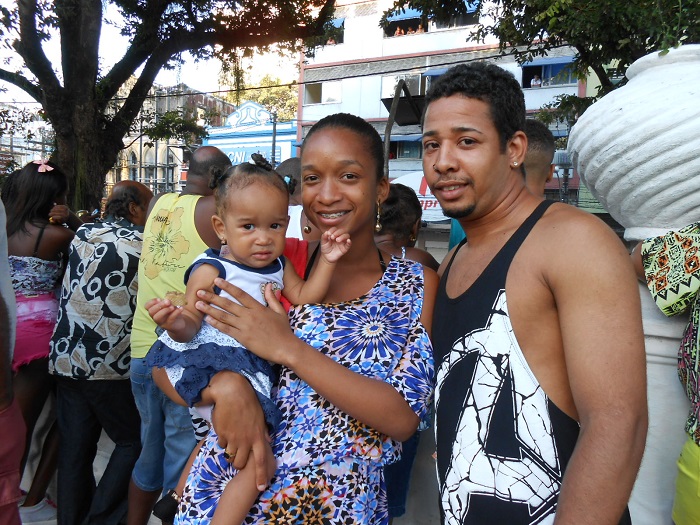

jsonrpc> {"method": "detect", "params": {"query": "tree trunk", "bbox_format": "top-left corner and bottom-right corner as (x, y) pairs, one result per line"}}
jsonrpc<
(54, 104), (121, 212)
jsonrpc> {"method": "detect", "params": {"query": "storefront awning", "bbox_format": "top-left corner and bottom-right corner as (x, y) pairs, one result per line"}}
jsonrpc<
(423, 67), (448, 77)
(525, 56), (575, 67)
(387, 8), (423, 22)
(389, 134), (422, 142)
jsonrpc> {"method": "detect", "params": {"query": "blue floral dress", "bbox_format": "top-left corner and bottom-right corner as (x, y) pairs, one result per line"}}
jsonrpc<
(177, 257), (434, 525)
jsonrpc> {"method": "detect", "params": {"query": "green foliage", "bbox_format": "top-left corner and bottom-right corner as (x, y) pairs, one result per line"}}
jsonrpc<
(221, 73), (298, 122)
(535, 94), (595, 143)
(304, 16), (347, 54)
(140, 109), (209, 144)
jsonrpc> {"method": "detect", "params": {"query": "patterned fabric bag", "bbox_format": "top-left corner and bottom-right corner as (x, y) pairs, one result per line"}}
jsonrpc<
(641, 223), (700, 317)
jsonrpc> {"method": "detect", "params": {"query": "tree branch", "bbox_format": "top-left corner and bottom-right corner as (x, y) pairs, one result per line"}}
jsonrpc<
(575, 44), (614, 93)
(0, 68), (42, 102)
(15, 0), (62, 98)
(99, 1), (173, 103)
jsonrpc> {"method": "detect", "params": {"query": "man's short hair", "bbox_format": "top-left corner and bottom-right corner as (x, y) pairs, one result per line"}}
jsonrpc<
(105, 183), (146, 218)
(424, 62), (526, 151)
(188, 146), (233, 186)
(524, 119), (555, 160)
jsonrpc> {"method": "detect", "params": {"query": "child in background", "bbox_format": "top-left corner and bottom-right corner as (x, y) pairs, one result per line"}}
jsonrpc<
(146, 154), (350, 524)
(374, 183), (439, 272)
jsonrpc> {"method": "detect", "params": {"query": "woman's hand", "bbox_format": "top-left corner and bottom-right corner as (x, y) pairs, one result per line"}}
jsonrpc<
(195, 279), (295, 365)
(205, 371), (272, 491)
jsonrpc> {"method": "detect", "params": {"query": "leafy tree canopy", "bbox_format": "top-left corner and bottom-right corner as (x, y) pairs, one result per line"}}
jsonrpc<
(222, 70), (298, 122)
(0, 0), (334, 209)
(382, 0), (699, 122)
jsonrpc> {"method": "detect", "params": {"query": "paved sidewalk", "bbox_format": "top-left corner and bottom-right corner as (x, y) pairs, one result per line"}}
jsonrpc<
(393, 428), (441, 524)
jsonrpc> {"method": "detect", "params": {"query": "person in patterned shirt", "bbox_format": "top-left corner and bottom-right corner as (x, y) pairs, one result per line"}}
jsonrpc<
(633, 228), (700, 525)
(157, 113), (439, 524)
(49, 180), (153, 525)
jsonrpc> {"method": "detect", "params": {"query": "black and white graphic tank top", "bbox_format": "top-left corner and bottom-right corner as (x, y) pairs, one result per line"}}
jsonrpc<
(433, 201), (632, 525)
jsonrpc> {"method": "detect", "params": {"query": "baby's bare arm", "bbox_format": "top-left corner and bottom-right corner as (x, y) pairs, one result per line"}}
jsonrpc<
(283, 227), (350, 304)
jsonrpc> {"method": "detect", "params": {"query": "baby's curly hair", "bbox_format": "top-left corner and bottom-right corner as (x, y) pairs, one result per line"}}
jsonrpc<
(209, 154), (292, 214)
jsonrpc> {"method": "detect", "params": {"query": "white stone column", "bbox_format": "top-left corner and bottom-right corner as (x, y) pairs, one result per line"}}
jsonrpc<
(568, 45), (700, 525)
(630, 281), (690, 524)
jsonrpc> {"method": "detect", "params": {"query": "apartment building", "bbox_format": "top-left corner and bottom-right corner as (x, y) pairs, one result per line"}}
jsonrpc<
(298, 0), (583, 183)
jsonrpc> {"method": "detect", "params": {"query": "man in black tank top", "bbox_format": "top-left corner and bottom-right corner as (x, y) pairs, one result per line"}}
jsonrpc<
(422, 63), (647, 525)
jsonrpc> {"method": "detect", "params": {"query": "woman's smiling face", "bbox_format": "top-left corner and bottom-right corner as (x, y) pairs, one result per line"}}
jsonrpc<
(301, 126), (388, 238)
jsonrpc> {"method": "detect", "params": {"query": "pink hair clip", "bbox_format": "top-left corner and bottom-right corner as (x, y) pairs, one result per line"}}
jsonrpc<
(33, 159), (54, 173)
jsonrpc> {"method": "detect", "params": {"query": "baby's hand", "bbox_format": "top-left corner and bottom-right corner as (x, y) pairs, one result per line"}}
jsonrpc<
(145, 297), (187, 332)
(320, 227), (351, 263)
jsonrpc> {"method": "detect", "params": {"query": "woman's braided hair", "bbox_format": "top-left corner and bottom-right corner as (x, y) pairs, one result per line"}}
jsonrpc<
(380, 183), (422, 243)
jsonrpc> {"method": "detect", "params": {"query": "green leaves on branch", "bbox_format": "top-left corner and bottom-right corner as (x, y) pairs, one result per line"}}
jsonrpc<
(536, 94), (595, 139)
(220, 69), (299, 122)
(124, 109), (209, 150)
(141, 110), (208, 143)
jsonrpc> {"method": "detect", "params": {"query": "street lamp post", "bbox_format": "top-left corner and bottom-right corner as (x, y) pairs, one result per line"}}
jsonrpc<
(553, 149), (572, 204)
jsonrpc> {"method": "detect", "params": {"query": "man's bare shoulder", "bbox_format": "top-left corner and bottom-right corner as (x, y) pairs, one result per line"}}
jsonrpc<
(527, 204), (637, 302)
(535, 203), (627, 259)
(195, 194), (215, 210)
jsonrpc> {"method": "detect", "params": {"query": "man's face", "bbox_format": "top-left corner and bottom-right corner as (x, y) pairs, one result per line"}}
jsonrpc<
(422, 95), (520, 220)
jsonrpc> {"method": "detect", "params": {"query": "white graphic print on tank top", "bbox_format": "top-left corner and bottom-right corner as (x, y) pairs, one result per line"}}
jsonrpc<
(436, 289), (568, 525)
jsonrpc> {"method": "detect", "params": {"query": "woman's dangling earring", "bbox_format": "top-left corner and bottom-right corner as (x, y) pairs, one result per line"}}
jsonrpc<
(303, 219), (312, 234)
(375, 203), (382, 233)
(409, 234), (417, 243)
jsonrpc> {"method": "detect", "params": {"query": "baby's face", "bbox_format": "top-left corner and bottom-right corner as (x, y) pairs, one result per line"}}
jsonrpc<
(217, 182), (289, 268)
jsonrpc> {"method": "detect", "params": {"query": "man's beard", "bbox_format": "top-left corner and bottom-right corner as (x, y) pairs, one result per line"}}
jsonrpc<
(442, 204), (475, 219)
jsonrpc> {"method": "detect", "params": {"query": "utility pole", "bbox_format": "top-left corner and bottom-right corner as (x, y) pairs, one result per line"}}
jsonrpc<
(270, 111), (277, 167)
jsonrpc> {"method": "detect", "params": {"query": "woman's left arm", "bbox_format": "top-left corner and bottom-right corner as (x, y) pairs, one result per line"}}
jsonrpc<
(196, 278), (425, 441)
